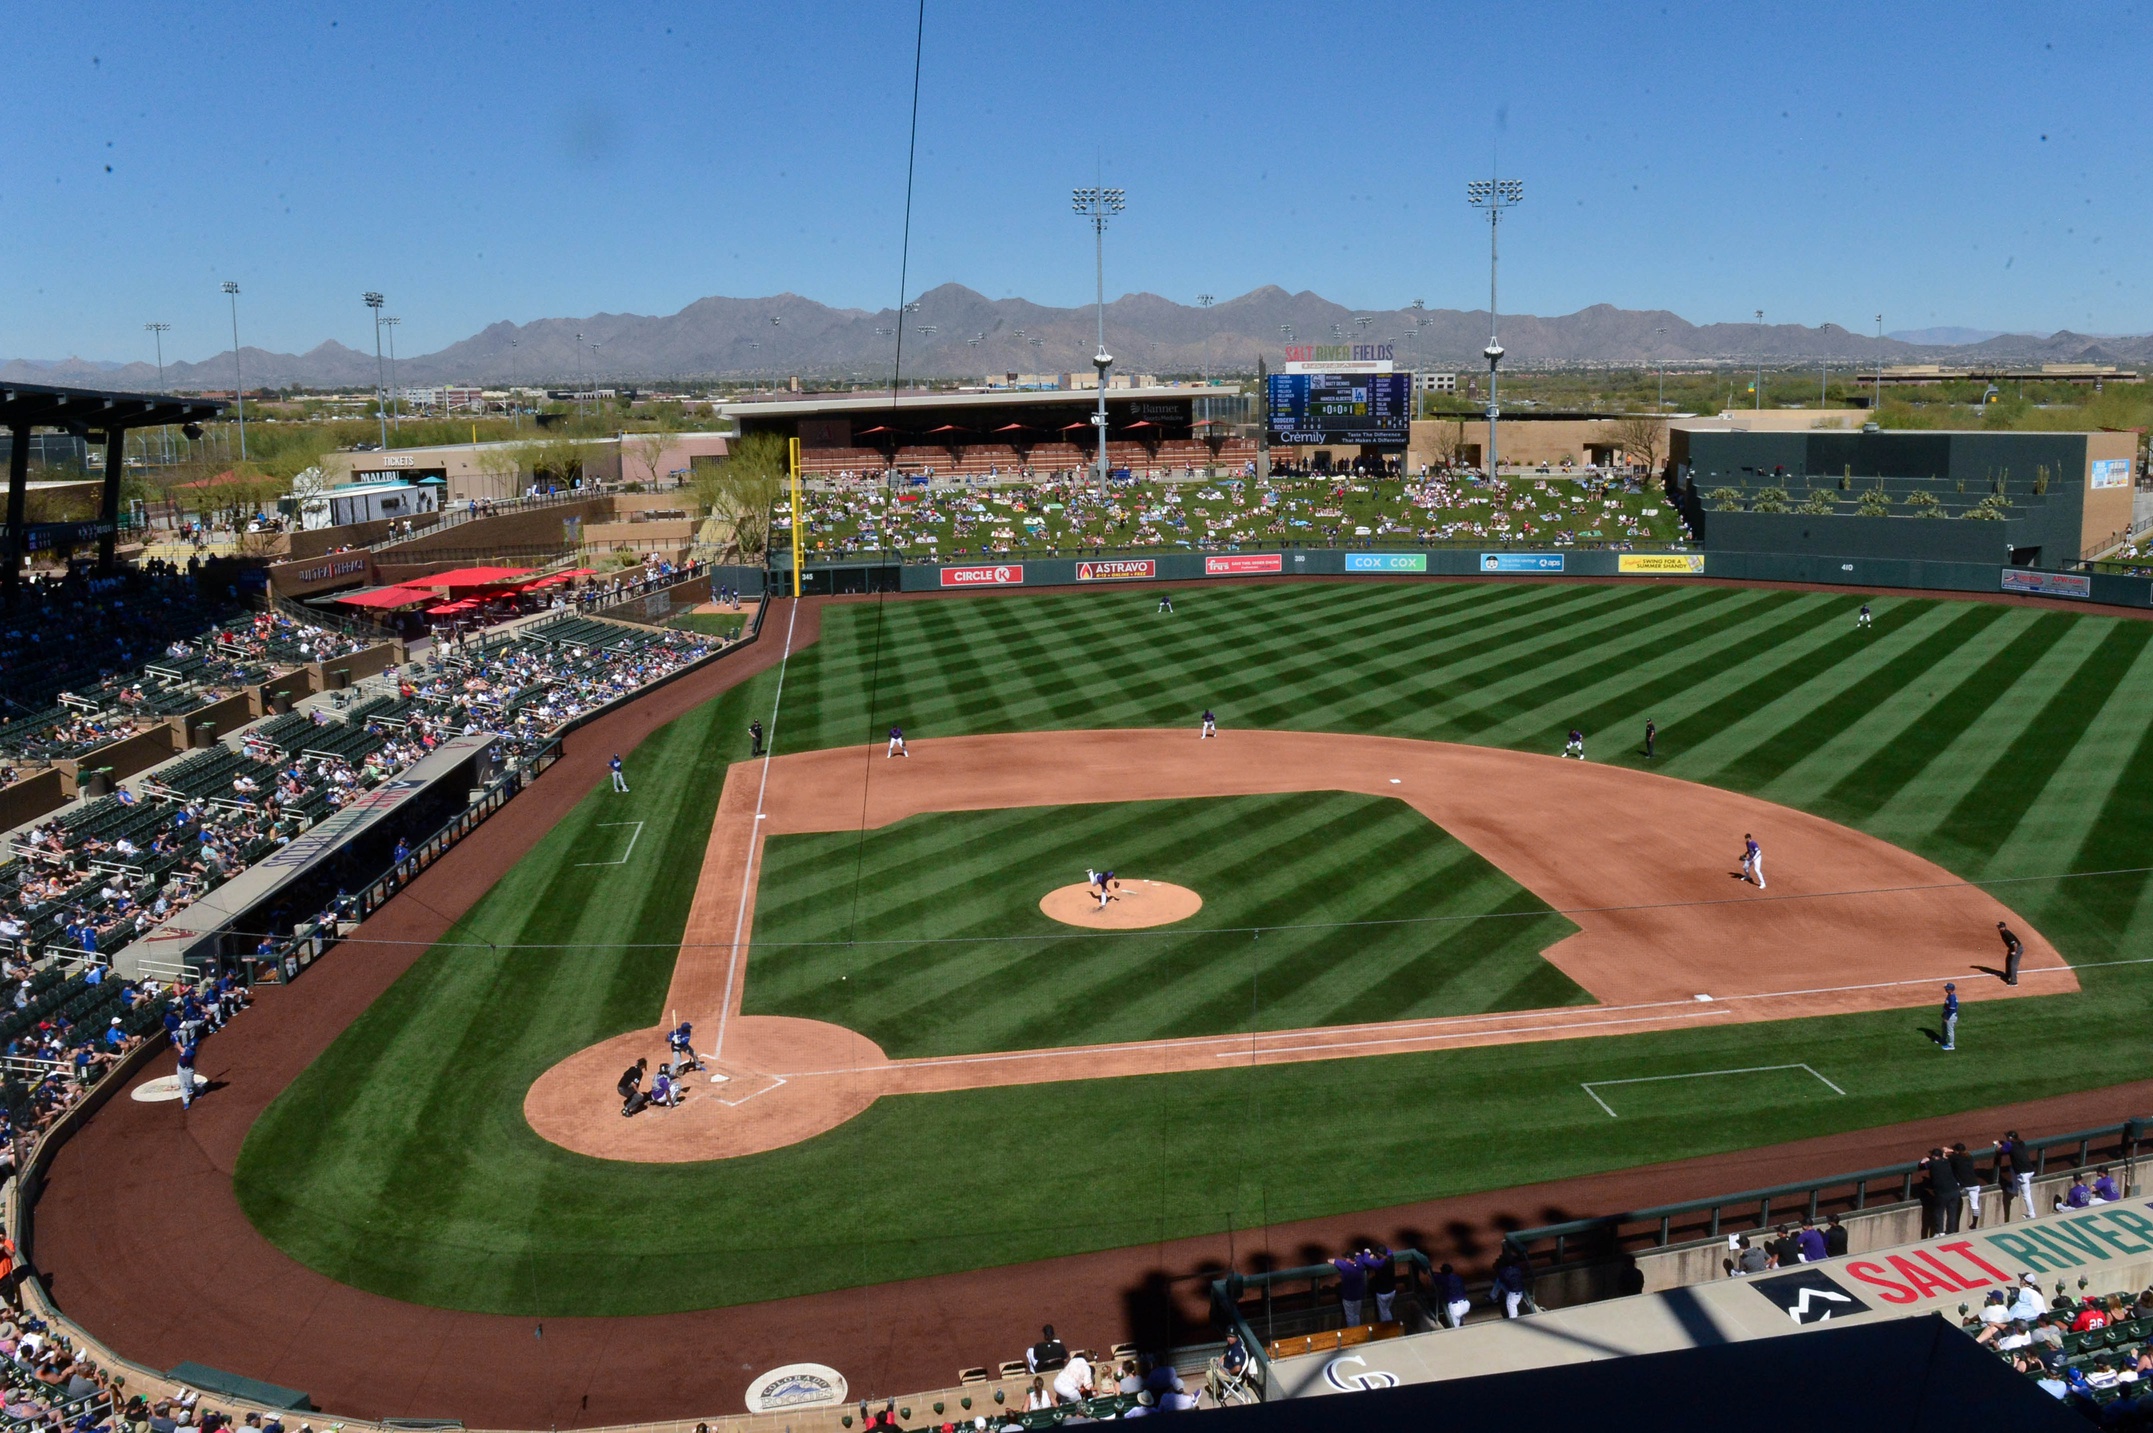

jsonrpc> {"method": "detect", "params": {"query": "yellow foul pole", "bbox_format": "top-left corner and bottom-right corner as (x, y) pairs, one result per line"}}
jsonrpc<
(789, 436), (803, 599)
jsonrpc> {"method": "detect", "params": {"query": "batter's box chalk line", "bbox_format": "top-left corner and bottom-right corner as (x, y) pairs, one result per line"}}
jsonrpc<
(574, 821), (644, 867)
(714, 1074), (786, 1109)
(1580, 1063), (1845, 1119)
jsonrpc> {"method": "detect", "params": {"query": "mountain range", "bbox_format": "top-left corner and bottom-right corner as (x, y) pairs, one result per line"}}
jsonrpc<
(7, 285), (2150, 391)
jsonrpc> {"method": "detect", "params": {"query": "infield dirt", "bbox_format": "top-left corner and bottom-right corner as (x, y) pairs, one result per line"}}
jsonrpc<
(523, 728), (2072, 1164)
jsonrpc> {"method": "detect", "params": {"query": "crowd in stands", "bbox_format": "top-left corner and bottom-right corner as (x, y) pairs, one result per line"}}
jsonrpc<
(0, 561), (368, 771)
(780, 467), (1680, 561)
(1963, 1275), (2153, 1424)
(2, 613), (719, 972)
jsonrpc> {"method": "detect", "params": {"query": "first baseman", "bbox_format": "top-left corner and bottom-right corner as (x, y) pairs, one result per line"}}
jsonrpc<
(887, 725), (908, 758)
(1201, 709), (1217, 739)
(1562, 728), (1585, 760)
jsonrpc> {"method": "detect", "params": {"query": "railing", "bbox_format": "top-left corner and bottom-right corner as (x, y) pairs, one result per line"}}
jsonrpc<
(1208, 1251), (1437, 1400)
(777, 534), (1697, 569)
(357, 484), (615, 555)
(1502, 1117), (2149, 1272)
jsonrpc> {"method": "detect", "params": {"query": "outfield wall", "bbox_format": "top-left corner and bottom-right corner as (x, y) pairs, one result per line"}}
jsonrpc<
(783, 548), (2153, 611)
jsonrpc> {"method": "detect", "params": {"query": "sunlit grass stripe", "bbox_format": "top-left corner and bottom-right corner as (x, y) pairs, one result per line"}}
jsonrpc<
(1813, 611), (2069, 824)
(1933, 622), (2153, 865)
(1662, 599), (1953, 778)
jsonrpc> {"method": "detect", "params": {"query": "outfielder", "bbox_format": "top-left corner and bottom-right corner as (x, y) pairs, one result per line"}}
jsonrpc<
(1158, 594), (1174, 614)
(1857, 602), (1873, 629)
(887, 725), (908, 758)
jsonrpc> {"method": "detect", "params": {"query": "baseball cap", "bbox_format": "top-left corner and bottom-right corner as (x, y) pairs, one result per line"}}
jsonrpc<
(1945, 981), (1956, 990)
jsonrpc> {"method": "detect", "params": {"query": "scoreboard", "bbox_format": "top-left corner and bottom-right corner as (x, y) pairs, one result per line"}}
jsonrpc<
(1266, 372), (1412, 446)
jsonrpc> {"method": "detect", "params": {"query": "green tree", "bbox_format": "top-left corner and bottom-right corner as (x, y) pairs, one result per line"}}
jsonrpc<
(695, 432), (787, 562)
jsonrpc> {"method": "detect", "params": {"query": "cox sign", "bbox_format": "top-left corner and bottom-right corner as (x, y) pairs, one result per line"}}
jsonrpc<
(940, 564), (1024, 588)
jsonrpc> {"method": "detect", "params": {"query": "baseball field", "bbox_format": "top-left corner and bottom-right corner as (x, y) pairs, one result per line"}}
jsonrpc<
(236, 579), (2153, 1320)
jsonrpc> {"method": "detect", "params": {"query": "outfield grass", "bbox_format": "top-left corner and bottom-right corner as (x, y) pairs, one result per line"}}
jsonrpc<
(744, 794), (1586, 1058)
(237, 582), (2153, 1316)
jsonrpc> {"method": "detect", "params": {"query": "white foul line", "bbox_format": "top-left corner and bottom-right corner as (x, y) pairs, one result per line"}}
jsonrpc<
(714, 597), (799, 1063)
(575, 821), (644, 867)
(1581, 1062), (1846, 1118)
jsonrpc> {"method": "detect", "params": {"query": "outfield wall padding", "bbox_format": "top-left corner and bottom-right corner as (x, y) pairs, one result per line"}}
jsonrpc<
(782, 549), (2153, 612)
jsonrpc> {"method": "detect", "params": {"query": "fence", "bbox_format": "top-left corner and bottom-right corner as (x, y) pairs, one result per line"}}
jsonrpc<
(1207, 1251), (1438, 1401)
(1501, 1117), (2149, 1277)
(358, 484), (618, 555)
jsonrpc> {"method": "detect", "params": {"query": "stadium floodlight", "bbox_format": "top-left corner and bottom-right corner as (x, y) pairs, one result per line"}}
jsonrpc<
(383, 316), (402, 432)
(221, 281), (247, 460)
(1280, 324), (1294, 341)
(364, 292), (388, 447)
(1754, 309), (1766, 410)
(1072, 185), (1127, 494)
(1466, 176), (1524, 477)
(1653, 325), (1668, 411)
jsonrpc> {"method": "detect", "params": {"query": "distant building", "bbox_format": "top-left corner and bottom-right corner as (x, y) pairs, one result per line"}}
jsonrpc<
(1414, 372), (1459, 395)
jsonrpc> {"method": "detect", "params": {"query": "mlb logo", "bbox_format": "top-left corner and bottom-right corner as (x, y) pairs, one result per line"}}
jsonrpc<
(1752, 1269), (1870, 1325)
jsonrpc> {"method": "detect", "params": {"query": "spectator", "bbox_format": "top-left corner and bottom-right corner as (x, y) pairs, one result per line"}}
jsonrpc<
(1919, 1147), (1962, 1236)
(1948, 1142), (1984, 1229)
(1050, 1352), (1093, 1405)
(1795, 1220), (1828, 1263)
(1434, 1263), (1470, 1328)
(1023, 1379), (1050, 1413)
(1026, 1324), (1067, 1373)
(1331, 1249), (1368, 1325)
(1362, 1244), (1398, 1323)
(1205, 1333), (1248, 1405)
(1492, 1250), (1531, 1319)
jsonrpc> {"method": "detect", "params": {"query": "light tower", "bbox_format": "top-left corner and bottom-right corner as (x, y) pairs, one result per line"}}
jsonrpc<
(221, 281), (248, 460)
(1465, 176), (1523, 477)
(145, 322), (172, 465)
(383, 316), (402, 431)
(1072, 184), (1125, 493)
(363, 293), (388, 447)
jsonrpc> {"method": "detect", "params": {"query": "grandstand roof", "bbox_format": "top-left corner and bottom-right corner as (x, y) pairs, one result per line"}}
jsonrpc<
(0, 381), (225, 434)
(404, 565), (535, 589)
(716, 385), (1213, 419)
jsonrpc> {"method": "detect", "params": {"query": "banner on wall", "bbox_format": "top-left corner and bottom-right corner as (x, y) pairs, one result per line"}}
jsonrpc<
(939, 563), (1024, 588)
(1204, 553), (1285, 575)
(2092, 459), (2134, 490)
(1479, 552), (1564, 573)
(1617, 553), (1707, 575)
(1075, 559), (1156, 581)
(1344, 552), (1429, 573)
(2000, 569), (2091, 599)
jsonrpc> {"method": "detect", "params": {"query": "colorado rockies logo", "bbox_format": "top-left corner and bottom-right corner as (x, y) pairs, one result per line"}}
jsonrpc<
(1322, 1354), (1399, 1392)
(1752, 1269), (1869, 1325)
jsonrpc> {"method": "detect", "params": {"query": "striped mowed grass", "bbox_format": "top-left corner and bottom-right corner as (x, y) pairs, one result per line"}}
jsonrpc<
(237, 583), (2153, 1316)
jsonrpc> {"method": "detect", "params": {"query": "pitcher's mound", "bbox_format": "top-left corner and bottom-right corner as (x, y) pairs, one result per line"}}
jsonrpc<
(1040, 880), (1202, 929)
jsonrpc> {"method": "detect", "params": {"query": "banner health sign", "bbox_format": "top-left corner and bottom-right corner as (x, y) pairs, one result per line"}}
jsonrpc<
(1345, 552), (1428, 573)
(1480, 552), (1565, 573)
(1618, 553), (1706, 575)
(2001, 569), (2092, 599)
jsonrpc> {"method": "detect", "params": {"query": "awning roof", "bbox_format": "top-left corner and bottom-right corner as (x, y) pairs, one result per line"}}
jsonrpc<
(333, 584), (437, 610)
(0, 381), (227, 436)
(405, 565), (534, 589)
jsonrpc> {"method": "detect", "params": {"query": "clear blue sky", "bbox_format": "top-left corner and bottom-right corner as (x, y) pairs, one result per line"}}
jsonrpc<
(3, 1), (2145, 362)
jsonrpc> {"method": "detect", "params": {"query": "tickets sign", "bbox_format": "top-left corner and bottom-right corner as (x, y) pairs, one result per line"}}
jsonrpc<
(1204, 553), (1284, 576)
(939, 563), (1024, 588)
(1075, 559), (1156, 581)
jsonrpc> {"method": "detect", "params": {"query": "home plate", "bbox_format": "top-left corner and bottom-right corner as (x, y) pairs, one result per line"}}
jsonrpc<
(132, 1076), (186, 1103)
(709, 1072), (731, 1084)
